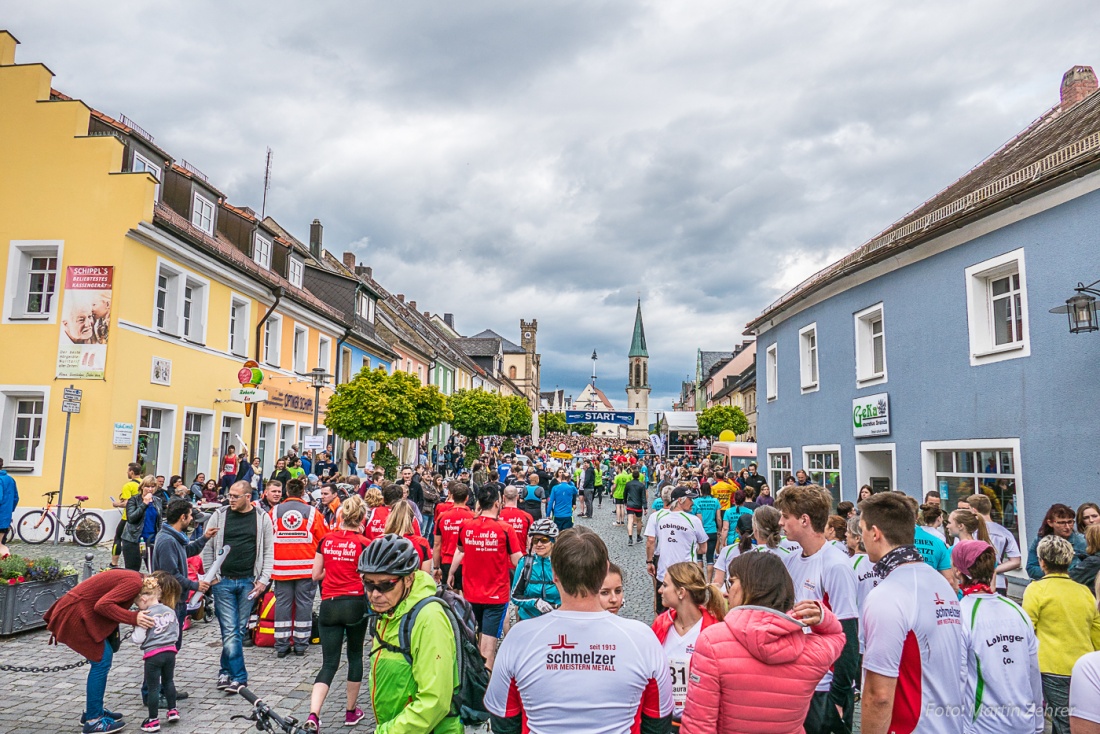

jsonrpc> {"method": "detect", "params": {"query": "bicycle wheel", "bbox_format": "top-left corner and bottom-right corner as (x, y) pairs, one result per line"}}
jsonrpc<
(17, 510), (55, 545)
(72, 511), (106, 546)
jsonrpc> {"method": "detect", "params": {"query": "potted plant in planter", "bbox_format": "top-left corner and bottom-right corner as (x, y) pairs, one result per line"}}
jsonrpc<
(0, 555), (79, 635)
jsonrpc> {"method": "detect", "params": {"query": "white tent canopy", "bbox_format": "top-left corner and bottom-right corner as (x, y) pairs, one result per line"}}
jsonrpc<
(660, 411), (698, 432)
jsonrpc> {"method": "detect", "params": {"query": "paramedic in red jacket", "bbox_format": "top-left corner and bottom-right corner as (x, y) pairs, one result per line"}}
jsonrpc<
(44, 569), (154, 733)
(680, 552), (845, 734)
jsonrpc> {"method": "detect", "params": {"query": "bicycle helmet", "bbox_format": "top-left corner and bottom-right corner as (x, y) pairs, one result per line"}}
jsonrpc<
(528, 518), (559, 540)
(357, 534), (420, 576)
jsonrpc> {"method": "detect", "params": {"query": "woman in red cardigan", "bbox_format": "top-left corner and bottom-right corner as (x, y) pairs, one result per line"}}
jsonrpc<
(44, 568), (154, 734)
(679, 552), (845, 734)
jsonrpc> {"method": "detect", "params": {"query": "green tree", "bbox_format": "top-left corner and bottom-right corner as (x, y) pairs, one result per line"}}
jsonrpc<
(501, 438), (516, 454)
(574, 422), (595, 436)
(696, 405), (750, 439)
(324, 366), (450, 479)
(502, 395), (533, 437)
(448, 388), (509, 442)
(539, 411), (566, 436)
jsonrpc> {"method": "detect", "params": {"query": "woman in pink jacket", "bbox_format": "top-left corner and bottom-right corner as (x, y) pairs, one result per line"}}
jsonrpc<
(679, 551), (845, 734)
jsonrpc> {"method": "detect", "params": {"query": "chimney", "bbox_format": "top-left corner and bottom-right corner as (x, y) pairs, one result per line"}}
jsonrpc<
(1061, 65), (1098, 111)
(409, 301), (417, 311)
(309, 219), (323, 258)
(423, 311), (430, 318)
(342, 251), (355, 269)
(444, 313), (454, 330)
(397, 294), (405, 303)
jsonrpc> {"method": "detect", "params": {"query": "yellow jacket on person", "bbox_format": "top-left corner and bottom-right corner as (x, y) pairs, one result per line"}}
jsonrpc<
(1022, 572), (1100, 676)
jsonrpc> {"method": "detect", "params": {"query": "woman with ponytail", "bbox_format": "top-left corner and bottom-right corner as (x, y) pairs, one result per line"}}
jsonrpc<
(947, 508), (991, 545)
(651, 561), (726, 724)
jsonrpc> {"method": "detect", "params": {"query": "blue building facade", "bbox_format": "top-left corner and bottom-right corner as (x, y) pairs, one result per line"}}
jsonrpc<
(749, 76), (1100, 562)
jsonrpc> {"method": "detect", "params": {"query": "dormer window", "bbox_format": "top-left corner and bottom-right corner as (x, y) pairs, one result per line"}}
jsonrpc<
(356, 291), (375, 322)
(192, 193), (215, 235)
(254, 234), (272, 269)
(133, 152), (162, 200)
(288, 257), (304, 287)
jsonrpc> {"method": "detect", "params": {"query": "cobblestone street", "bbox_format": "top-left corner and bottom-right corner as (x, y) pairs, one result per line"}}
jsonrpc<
(0, 503), (657, 734)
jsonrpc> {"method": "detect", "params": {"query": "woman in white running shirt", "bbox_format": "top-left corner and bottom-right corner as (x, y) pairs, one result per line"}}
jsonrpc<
(952, 540), (1042, 734)
(713, 506), (789, 588)
(651, 562), (727, 723)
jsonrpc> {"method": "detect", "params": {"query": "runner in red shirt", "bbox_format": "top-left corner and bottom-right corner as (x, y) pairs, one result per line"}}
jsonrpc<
(433, 483), (473, 591)
(363, 485), (420, 542)
(448, 485), (522, 670)
(306, 494), (372, 731)
(499, 485), (533, 551)
(384, 501), (431, 571)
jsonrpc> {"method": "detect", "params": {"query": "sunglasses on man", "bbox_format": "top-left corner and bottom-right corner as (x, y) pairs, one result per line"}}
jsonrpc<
(362, 577), (402, 594)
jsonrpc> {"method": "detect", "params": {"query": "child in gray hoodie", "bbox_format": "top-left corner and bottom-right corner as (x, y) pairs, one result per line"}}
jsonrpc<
(131, 573), (182, 732)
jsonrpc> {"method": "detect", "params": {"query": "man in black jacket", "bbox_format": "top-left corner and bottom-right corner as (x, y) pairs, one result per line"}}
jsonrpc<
(151, 500), (216, 642)
(397, 466), (423, 507)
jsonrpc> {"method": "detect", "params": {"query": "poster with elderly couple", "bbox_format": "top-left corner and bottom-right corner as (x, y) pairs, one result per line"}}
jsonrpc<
(55, 265), (112, 379)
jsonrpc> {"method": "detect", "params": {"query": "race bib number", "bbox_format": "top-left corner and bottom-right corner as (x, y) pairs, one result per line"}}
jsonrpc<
(669, 656), (690, 709)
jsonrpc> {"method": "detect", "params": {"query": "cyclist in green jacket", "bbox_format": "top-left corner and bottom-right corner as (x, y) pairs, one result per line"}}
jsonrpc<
(359, 535), (462, 734)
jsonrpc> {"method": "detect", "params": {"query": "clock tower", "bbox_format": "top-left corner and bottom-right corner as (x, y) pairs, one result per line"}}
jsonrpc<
(625, 300), (650, 440)
(520, 319), (540, 410)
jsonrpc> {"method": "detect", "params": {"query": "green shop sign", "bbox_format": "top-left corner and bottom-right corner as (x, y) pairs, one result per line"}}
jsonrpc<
(853, 393), (890, 438)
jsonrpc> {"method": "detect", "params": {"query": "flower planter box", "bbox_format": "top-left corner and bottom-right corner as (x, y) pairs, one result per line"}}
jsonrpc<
(0, 575), (78, 636)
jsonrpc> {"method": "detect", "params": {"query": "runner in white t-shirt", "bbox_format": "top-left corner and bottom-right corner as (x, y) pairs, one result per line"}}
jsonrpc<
(1070, 651), (1100, 732)
(952, 539), (1042, 734)
(966, 494), (1022, 595)
(485, 526), (673, 734)
(776, 485), (860, 734)
(645, 487), (709, 613)
(859, 492), (967, 734)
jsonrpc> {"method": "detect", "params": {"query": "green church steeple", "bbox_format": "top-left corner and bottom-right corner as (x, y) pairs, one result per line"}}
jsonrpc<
(629, 299), (648, 358)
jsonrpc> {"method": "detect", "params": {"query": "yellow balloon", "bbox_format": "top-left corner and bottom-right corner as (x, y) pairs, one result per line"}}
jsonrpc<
(718, 430), (737, 442)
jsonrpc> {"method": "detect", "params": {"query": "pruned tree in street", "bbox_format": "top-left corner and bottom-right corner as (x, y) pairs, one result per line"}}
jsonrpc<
(696, 404), (750, 439)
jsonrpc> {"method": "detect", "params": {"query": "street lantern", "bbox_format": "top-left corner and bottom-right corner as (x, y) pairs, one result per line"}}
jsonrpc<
(1051, 280), (1100, 333)
(309, 366), (332, 438)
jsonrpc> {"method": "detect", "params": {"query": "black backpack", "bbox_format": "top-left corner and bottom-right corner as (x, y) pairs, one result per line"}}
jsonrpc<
(369, 585), (491, 725)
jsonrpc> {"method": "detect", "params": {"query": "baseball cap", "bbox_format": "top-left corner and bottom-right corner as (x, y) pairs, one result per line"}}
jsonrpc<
(951, 540), (993, 577)
(670, 486), (700, 501)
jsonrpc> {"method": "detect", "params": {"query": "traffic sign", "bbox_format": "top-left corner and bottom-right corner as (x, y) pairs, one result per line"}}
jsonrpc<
(63, 388), (83, 402)
(61, 400), (81, 413)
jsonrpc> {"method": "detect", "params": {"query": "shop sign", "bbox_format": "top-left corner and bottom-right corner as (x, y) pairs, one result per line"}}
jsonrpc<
(265, 388), (315, 415)
(56, 266), (113, 379)
(230, 387), (269, 403)
(113, 422), (135, 446)
(853, 393), (890, 438)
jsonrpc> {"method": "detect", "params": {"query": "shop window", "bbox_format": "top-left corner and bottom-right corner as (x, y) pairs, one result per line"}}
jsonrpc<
(768, 449), (791, 492)
(930, 445), (1020, 545)
(137, 405), (175, 477)
(804, 446), (841, 506)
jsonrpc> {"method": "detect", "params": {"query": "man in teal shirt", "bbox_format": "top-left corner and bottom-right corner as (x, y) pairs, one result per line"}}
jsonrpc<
(693, 484), (722, 576)
(913, 524), (956, 589)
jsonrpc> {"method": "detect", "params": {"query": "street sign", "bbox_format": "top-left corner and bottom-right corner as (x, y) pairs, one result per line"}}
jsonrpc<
(303, 434), (326, 451)
(565, 410), (635, 426)
(550, 451), (573, 459)
(63, 388), (83, 401)
(61, 400), (81, 413)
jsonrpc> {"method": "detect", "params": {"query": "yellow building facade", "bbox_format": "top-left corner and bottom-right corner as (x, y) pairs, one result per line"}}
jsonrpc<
(0, 33), (343, 521)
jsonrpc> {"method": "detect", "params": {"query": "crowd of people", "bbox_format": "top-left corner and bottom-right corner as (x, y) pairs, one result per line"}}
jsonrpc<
(24, 437), (1100, 734)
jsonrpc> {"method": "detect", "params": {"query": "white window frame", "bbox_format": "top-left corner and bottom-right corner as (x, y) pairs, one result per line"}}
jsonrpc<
(798, 323), (819, 393)
(4, 240), (64, 324)
(135, 401), (177, 479)
(318, 335), (332, 374)
(263, 314), (283, 367)
(853, 302), (888, 387)
(191, 192), (215, 235)
(802, 444), (843, 502)
(278, 421), (296, 458)
(767, 447), (792, 495)
(258, 419), (277, 476)
(153, 259), (208, 343)
(228, 295), (250, 357)
(180, 276), (208, 344)
(132, 151), (162, 200)
(765, 343), (778, 401)
(180, 408), (215, 482)
(965, 248), (1030, 366)
(920, 438), (1026, 563)
(220, 413), (245, 457)
(0, 385), (51, 476)
(288, 257), (304, 288)
(253, 234), (272, 269)
(292, 323), (309, 374)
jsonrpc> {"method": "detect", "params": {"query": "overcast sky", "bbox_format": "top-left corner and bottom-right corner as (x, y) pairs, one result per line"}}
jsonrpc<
(7, 2), (1099, 408)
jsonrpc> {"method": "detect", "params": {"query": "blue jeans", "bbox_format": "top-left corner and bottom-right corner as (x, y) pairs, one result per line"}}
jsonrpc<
(212, 577), (254, 684)
(85, 639), (114, 721)
(421, 512), (434, 540)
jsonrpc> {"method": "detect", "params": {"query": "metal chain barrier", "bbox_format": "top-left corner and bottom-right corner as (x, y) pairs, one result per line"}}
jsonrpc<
(0, 658), (88, 673)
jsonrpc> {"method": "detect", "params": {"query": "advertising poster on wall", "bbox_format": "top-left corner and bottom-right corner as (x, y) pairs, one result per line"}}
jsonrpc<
(55, 265), (113, 379)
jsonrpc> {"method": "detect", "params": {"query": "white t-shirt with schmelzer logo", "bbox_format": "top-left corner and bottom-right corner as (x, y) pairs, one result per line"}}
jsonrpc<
(484, 610), (673, 734)
(782, 541), (859, 692)
(644, 509), (709, 582)
(861, 562), (968, 734)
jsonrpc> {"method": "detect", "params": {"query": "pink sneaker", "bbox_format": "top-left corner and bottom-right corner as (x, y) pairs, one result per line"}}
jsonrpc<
(303, 713), (320, 731)
(344, 708), (365, 726)
(166, 709), (180, 722)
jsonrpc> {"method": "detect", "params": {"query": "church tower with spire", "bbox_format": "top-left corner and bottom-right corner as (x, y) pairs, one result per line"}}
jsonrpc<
(625, 299), (650, 440)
